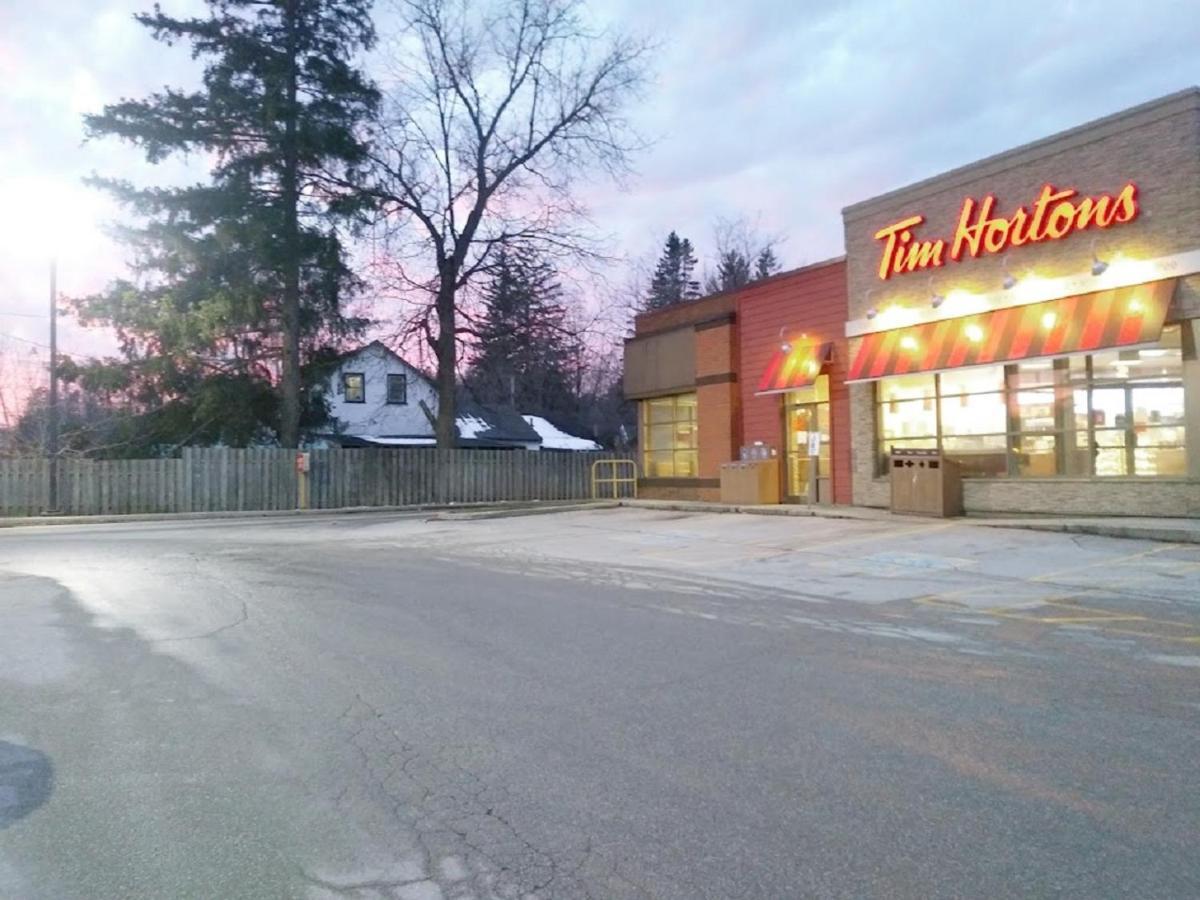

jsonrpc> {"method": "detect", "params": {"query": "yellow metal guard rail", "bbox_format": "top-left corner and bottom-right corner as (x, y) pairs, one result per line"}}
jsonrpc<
(591, 459), (638, 500)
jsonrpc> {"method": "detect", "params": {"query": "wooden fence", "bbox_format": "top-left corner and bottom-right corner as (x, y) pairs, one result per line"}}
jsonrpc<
(0, 448), (632, 517)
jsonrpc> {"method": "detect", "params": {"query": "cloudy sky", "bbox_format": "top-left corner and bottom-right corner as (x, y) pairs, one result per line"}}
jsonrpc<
(0, 0), (1197, 418)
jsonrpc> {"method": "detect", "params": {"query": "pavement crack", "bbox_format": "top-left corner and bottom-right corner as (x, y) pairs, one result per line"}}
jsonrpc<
(155, 599), (249, 642)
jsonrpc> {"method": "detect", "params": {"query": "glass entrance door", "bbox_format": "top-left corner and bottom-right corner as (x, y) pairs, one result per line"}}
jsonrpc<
(784, 377), (831, 502)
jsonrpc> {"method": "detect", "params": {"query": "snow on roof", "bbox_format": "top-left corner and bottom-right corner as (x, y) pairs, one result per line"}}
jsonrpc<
(352, 436), (436, 446)
(456, 415), (491, 439)
(522, 415), (601, 451)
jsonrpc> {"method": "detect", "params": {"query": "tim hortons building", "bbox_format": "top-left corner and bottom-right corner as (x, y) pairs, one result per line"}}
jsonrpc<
(624, 87), (1200, 516)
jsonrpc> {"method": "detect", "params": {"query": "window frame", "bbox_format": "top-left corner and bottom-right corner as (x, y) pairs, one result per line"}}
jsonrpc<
(640, 393), (699, 479)
(875, 329), (1186, 480)
(342, 371), (366, 404)
(386, 373), (408, 406)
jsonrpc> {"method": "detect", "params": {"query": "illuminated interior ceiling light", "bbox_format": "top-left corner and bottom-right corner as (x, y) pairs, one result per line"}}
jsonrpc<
(1090, 238), (1108, 276)
(1128, 297), (1144, 313)
(803, 359), (818, 374)
(899, 335), (919, 352)
(1041, 311), (1057, 330)
(964, 324), (985, 343)
(929, 276), (945, 309)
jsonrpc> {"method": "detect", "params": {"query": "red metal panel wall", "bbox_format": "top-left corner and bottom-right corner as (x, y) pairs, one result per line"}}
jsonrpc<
(736, 260), (852, 504)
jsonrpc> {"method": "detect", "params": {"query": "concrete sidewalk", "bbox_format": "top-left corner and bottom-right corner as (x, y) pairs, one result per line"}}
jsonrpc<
(616, 498), (1200, 544)
(3, 496), (1198, 544)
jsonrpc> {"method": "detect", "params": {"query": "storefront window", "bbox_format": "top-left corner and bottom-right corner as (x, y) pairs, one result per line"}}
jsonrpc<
(876, 326), (1187, 478)
(641, 393), (698, 478)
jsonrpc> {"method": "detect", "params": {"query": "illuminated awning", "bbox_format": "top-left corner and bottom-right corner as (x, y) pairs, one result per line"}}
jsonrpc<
(756, 341), (833, 395)
(847, 279), (1175, 382)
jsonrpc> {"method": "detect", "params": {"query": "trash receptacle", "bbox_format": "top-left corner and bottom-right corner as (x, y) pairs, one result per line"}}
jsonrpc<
(890, 448), (963, 517)
(719, 459), (781, 505)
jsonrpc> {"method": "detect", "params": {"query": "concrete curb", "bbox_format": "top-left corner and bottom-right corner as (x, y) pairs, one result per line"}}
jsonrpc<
(969, 520), (1200, 544)
(430, 501), (620, 521)
(615, 499), (1200, 544)
(616, 499), (895, 522)
(0, 501), (588, 530)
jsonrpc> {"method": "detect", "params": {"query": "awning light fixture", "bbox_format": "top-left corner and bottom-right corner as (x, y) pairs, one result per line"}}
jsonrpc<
(929, 276), (945, 309)
(1090, 239), (1109, 276)
(1001, 255), (1016, 290)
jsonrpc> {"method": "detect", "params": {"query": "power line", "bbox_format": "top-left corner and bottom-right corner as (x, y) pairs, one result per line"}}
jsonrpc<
(0, 332), (51, 350)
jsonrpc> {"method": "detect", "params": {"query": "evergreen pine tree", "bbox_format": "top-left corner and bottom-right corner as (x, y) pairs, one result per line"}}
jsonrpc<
(705, 249), (753, 294)
(754, 246), (781, 281)
(464, 248), (578, 420)
(78, 0), (378, 449)
(645, 232), (700, 310)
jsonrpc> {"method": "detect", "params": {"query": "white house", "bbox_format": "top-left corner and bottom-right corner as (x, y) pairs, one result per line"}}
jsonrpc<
(317, 341), (603, 451)
(322, 341), (438, 439)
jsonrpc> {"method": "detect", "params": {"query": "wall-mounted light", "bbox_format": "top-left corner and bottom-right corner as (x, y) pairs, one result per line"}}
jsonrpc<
(929, 276), (945, 309)
(1001, 255), (1016, 290)
(778, 326), (791, 354)
(1090, 238), (1108, 276)
(864, 289), (877, 320)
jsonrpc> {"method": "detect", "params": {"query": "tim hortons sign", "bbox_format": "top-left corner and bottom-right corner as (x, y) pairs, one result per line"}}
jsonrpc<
(873, 182), (1139, 280)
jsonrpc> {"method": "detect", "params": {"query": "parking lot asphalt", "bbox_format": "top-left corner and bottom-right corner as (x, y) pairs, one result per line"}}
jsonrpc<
(0, 507), (1197, 898)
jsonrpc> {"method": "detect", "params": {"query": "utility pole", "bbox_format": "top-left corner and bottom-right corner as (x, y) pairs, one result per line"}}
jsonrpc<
(47, 258), (59, 513)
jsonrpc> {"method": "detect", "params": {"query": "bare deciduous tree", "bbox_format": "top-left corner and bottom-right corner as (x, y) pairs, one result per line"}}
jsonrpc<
(366, 0), (650, 446)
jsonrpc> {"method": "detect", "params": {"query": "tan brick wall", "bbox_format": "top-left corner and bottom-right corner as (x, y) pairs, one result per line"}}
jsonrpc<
(844, 89), (1200, 515)
(844, 91), (1200, 322)
(963, 479), (1200, 517)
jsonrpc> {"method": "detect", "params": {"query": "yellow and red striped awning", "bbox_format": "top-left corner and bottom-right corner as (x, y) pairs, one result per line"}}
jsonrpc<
(847, 279), (1175, 382)
(756, 341), (833, 395)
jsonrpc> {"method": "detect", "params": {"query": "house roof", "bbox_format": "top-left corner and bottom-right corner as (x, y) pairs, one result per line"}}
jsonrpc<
(335, 341), (436, 386)
(456, 400), (541, 447)
(522, 415), (601, 451)
(318, 402), (542, 450)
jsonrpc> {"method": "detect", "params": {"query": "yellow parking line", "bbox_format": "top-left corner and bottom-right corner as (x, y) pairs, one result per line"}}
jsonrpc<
(792, 521), (958, 553)
(1025, 615), (1146, 624)
(916, 595), (1200, 643)
(1029, 543), (1183, 583)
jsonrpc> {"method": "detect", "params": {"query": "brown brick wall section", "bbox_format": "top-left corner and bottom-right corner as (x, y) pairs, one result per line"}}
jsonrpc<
(844, 90), (1200, 513)
(694, 321), (736, 379)
(639, 485), (722, 502)
(697, 381), (738, 479)
(737, 260), (852, 504)
(634, 293), (735, 337)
